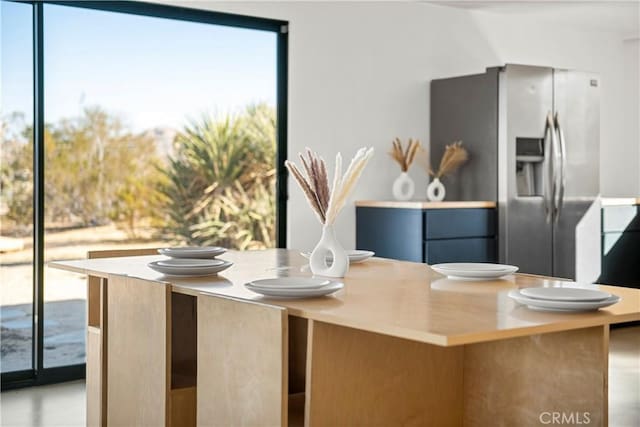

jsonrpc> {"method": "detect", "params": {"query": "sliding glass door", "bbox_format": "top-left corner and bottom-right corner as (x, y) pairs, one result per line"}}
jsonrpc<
(1, 0), (287, 388)
(1, 0), (35, 375)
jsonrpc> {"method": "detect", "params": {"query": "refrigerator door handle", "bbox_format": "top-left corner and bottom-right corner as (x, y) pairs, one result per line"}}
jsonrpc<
(554, 112), (567, 221)
(543, 112), (557, 223)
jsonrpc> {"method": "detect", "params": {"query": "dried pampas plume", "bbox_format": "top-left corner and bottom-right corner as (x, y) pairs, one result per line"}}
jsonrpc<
(430, 141), (468, 178)
(286, 147), (374, 225)
(389, 138), (420, 172)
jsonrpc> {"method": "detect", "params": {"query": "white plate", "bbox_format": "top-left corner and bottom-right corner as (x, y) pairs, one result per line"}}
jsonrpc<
(508, 289), (620, 312)
(156, 258), (225, 268)
(158, 246), (226, 259)
(245, 280), (343, 298)
(247, 277), (332, 290)
(431, 263), (518, 280)
(148, 260), (232, 276)
(300, 250), (375, 264)
(520, 287), (611, 302)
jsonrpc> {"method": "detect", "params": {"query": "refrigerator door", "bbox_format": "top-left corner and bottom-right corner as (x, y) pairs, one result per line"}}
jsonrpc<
(552, 69), (601, 281)
(499, 65), (554, 276)
(430, 68), (500, 201)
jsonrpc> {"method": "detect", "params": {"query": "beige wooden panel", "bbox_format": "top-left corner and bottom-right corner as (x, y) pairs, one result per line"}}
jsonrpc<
(463, 326), (608, 427)
(305, 320), (464, 427)
(87, 248), (160, 427)
(87, 248), (159, 259)
(107, 276), (170, 427)
(86, 328), (102, 427)
(197, 294), (287, 427)
(171, 387), (196, 427)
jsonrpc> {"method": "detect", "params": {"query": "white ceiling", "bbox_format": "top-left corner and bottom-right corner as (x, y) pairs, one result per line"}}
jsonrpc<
(427, 1), (640, 38)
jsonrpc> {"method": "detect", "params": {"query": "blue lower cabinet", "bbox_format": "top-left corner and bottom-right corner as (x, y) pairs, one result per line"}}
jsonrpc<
(356, 206), (497, 264)
(424, 209), (496, 240)
(355, 207), (423, 262)
(425, 238), (497, 264)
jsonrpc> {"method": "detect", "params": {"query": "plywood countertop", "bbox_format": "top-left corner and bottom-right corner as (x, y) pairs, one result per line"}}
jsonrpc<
(49, 249), (640, 347)
(355, 200), (496, 209)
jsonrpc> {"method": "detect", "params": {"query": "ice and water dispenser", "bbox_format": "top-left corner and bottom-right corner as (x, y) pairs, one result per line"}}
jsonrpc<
(515, 137), (544, 196)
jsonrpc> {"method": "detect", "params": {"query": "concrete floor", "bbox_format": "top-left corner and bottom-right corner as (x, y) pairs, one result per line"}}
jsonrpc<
(1, 326), (638, 427)
(0, 381), (85, 427)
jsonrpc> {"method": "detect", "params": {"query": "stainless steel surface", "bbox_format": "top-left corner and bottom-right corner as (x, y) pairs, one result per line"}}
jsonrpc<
(542, 113), (557, 223)
(500, 64), (554, 276)
(550, 113), (562, 222)
(552, 69), (601, 281)
(435, 64), (600, 281)
(430, 68), (499, 201)
(554, 112), (567, 220)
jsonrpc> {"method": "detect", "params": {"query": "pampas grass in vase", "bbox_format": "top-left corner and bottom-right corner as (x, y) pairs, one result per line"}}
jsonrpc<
(286, 147), (374, 278)
(389, 138), (421, 201)
(425, 141), (468, 201)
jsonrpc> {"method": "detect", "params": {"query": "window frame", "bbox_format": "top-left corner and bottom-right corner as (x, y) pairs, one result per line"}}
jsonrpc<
(2, 0), (288, 390)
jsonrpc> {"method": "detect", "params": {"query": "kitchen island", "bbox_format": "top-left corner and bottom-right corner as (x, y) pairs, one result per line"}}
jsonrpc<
(50, 250), (640, 426)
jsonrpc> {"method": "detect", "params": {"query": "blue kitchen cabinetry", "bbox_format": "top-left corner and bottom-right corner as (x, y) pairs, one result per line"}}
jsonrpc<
(355, 203), (497, 264)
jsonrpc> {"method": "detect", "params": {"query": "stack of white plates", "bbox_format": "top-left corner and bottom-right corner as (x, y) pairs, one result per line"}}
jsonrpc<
(508, 287), (620, 312)
(148, 258), (232, 277)
(158, 246), (226, 259)
(300, 250), (375, 264)
(245, 277), (344, 298)
(431, 263), (518, 280)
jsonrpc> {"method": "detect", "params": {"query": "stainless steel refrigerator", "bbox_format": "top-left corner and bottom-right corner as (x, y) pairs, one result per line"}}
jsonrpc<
(430, 64), (601, 281)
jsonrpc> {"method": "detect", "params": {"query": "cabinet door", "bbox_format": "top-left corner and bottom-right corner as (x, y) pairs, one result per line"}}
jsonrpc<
(425, 238), (497, 264)
(424, 209), (496, 240)
(107, 276), (170, 427)
(356, 207), (423, 262)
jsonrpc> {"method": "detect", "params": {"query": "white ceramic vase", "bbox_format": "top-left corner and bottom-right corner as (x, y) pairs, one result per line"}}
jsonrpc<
(392, 172), (415, 201)
(426, 177), (446, 201)
(309, 224), (349, 278)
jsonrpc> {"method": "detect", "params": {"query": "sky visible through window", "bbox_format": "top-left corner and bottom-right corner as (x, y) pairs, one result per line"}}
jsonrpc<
(1, 1), (280, 374)
(2, 2), (277, 132)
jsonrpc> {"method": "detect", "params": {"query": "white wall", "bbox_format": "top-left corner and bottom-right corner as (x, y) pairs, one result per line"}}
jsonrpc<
(622, 38), (640, 194)
(161, 1), (640, 250)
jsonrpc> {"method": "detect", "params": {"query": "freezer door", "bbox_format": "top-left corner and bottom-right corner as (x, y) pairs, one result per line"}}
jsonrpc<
(552, 70), (601, 281)
(499, 65), (554, 276)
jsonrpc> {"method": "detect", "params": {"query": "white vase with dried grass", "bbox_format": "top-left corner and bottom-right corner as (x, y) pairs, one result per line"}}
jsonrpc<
(425, 141), (468, 202)
(426, 177), (446, 201)
(389, 138), (420, 201)
(286, 147), (374, 278)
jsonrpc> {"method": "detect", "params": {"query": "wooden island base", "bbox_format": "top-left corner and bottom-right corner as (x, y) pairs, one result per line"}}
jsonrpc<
(306, 322), (606, 427)
(87, 276), (607, 427)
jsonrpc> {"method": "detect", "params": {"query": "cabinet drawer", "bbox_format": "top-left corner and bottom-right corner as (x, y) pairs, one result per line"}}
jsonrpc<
(425, 238), (497, 264)
(602, 206), (640, 233)
(424, 209), (496, 240)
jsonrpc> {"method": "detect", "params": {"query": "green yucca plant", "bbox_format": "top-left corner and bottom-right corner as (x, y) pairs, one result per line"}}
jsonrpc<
(158, 104), (276, 249)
